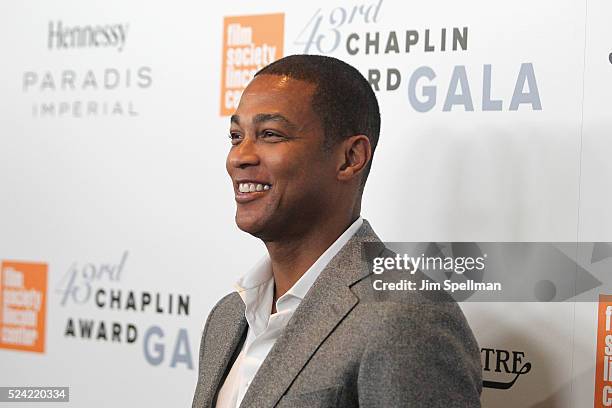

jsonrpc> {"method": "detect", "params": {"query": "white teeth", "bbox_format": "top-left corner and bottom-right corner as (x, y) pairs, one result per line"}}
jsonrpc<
(238, 183), (271, 193)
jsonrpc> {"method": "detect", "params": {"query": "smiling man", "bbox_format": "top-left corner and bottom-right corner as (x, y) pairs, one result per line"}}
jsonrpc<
(192, 55), (482, 408)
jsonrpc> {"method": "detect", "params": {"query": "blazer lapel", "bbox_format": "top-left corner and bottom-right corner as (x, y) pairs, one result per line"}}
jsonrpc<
(238, 219), (385, 408)
(193, 293), (247, 408)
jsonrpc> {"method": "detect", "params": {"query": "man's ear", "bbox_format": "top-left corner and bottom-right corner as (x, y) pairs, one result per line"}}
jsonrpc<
(337, 135), (372, 182)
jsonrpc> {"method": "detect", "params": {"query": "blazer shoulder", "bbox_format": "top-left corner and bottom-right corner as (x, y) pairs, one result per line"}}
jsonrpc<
(211, 291), (243, 314)
(368, 298), (477, 347)
(199, 292), (243, 335)
(208, 291), (242, 319)
(351, 271), (479, 357)
(353, 294), (483, 403)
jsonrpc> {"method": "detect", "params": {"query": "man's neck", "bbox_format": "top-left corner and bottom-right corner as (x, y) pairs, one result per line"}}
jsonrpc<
(264, 214), (360, 310)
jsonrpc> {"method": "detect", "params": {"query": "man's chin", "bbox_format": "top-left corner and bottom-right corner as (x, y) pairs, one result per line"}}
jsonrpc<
(235, 213), (268, 238)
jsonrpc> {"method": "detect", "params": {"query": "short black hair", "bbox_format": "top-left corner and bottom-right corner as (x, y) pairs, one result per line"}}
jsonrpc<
(255, 54), (380, 188)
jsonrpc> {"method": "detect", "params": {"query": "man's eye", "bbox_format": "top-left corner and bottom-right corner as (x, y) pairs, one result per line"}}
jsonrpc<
(228, 133), (242, 144)
(261, 130), (283, 140)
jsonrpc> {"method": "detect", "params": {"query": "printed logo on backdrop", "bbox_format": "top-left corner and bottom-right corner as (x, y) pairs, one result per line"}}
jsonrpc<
(47, 21), (128, 52)
(56, 251), (195, 369)
(481, 347), (531, 390)
(595, 295), (612, 407)
(22, 21), (153, 119)
(0, 261), (47, 353)
(220, 13), (284, 116)
(294, 0), (542, 112)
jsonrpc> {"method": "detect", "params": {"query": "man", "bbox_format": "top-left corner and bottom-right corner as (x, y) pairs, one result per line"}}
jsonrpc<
(192, 54), (482, 407)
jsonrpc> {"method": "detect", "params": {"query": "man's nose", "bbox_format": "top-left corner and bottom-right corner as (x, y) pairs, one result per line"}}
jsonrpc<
(228, 136), (260, 169)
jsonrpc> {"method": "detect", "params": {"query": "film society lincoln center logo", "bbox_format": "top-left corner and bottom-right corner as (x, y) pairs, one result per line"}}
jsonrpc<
(595, 295), (612, 407)
(220, 13), (284, 116)
(0, 261), (48, 353)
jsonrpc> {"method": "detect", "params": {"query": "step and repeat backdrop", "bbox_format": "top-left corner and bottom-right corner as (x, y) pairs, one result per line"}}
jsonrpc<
(1, 0), (611, 406)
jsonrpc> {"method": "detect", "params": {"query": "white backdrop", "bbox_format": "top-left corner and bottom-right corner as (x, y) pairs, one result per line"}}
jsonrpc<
(0, 0), (610, 406)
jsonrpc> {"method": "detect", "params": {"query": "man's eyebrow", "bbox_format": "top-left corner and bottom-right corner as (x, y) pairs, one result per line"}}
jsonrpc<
(252, 113), (298, 131)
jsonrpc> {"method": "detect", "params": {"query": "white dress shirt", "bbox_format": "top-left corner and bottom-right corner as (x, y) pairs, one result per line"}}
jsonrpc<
(215, 217), (363, 408)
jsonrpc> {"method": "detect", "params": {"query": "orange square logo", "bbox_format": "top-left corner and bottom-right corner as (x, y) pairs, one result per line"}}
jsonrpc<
(0, 261), (47, 353)
(220, 13), (284, 116)
(595, 295), (612, 407)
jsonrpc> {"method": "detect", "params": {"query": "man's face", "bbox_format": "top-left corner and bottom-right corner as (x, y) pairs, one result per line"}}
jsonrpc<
(226, 74), (337, 240)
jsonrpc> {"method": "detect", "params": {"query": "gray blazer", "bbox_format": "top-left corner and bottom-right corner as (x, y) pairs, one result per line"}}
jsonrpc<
(192, 220), (482, 407)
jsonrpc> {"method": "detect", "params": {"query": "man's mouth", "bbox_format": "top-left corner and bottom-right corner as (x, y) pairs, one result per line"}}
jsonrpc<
(235, 181), (272, 203)
(238, 182), (271, 193)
